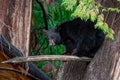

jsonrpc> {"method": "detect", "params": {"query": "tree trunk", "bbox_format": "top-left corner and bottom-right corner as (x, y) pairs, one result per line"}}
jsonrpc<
(0, 0), (51, 80)
(0, 0), (31, 56)
(56, 62), (88, 80)
(56, 0), (120, 80)
(84, 0), (120, 80)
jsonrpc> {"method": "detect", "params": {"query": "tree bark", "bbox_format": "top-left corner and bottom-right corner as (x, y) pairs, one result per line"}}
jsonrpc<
(0, 0), (31, 56)
(56, 0), (120, 80)
(0, 0), (51, 80)
(84, 1), (120, 80)
(56, 62), (88, 80)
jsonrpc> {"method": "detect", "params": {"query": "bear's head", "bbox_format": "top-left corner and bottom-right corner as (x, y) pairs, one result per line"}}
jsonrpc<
(43, 29), (61, 46)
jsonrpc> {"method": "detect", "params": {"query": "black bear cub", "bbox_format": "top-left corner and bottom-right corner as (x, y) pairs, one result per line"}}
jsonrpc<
(43, 18), (105, 58)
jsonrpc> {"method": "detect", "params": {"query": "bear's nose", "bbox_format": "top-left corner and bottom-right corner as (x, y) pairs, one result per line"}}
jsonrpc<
(49, 39), (55, 46)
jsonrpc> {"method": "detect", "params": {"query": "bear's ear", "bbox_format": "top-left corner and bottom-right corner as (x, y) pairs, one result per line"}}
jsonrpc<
(54, 26), (61, 32)
(54, 27), (58, 32)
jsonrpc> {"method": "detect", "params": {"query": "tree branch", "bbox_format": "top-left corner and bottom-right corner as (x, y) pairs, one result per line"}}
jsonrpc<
(36, 0), (48, 30)
(0, 34), (51, 80)
(2, 55), (92, 64)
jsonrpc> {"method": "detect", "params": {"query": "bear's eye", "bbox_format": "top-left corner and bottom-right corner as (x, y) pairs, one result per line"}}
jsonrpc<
(51, 36), (55, 39)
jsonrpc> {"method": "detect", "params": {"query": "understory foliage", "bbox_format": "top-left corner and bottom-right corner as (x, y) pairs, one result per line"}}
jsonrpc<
(31, 0), (72, 77)
(31, 0), (120, 78)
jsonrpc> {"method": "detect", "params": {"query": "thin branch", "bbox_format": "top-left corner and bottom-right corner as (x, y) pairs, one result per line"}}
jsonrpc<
(37, 38), (46, 54)
(0, 19), (13, 39)
(0, 67), (40, 80)
(2, 55), (92, 64)
(36, 0), (48, 30)
(0, 19), (12, 29)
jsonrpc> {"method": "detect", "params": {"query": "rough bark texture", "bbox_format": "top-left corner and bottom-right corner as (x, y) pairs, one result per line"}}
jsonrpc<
(56, 0), (120, 80)
(0, 0), (51, 80)
(84, 1), (120, 80)
(0, 0), (31, 56)
(56, 62), (88, 80)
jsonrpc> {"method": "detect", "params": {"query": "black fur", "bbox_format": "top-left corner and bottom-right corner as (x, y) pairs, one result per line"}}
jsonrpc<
(43, 18), (105, 58)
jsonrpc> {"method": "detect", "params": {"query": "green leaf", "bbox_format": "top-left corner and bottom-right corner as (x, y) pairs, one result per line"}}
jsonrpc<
(98, 14), (104, 21)
(106, 33), (115, 40)
(102, 7), (120, 13)
(95, 22), (109, 34)
(102, 23), (109, 33)
(95, 22), (103, 28)
(90, 11), (97, 22)
(62, 0), (77, 10)
(117, 0), (120, 2)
